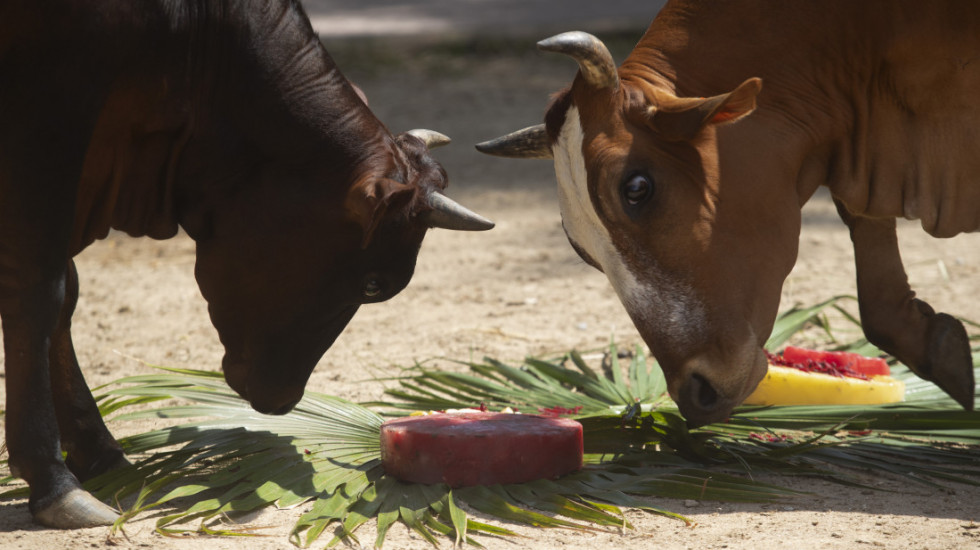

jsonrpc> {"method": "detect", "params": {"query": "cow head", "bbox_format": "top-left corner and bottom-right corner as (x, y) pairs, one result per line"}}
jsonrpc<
(479, 32), (800, 427)
(190, 129), (492, 415)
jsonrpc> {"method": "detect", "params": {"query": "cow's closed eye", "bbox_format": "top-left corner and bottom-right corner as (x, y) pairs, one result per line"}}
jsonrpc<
(621, 173), (655, 208)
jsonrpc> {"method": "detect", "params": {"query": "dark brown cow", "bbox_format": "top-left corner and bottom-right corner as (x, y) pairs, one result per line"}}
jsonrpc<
(479, 1), (977, 427)
(0, 0), (492, 527)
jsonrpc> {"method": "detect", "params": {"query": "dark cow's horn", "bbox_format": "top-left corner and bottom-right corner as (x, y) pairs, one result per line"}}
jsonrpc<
(475, 124), (552, 159)
(538, 31), (619, 90)
(407, 129), (451, 149)
(423, 191), (495, 231)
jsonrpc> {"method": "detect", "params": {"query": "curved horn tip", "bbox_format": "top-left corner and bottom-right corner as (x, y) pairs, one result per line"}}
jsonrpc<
(425, 192), (495, 231)
(475, 124), (552, 160)
(536, 31), (619, 90)
(536, 30), (598, 50)
(407, 129), (451, 149)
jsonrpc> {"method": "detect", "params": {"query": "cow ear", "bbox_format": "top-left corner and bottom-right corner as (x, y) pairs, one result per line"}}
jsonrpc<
(346, 178), (415, 249)
(647, 78), (762, 141)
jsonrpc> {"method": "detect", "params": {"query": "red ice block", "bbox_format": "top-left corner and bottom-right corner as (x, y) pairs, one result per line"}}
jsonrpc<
(380, 412), (583, 487)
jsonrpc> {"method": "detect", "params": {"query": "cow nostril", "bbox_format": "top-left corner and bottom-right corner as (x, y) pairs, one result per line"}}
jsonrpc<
(268, 398), (301, 416)
(692, 373), (718, 410)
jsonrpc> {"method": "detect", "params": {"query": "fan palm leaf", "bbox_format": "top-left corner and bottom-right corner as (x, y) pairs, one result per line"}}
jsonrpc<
(75, 367), (795, 546)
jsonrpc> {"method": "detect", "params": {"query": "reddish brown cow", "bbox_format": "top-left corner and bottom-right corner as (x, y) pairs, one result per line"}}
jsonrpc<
(0, 0), (491, 528)
(479, 1), (977, 426)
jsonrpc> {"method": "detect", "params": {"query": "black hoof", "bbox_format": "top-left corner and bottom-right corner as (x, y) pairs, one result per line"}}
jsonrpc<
(924, 313), (975, 411)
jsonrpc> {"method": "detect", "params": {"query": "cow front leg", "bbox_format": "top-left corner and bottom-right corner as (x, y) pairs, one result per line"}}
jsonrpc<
(2, 279), (120, 528)
(836, 201), (975, 410)
(0, 64), (121, 526)
(50, 261), (129, 482)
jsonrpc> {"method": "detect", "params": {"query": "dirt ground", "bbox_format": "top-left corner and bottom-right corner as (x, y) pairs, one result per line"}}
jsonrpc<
(2, 33), (980, 550)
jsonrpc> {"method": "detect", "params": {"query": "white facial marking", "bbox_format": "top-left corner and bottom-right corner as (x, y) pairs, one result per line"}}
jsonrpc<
(553, 106), (707, 349)
(554, 107), (642, 303)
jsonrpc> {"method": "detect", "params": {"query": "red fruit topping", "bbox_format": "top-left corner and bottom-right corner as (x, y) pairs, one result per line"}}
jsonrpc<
(782, 346), (890, 377)
(767, 347), (891, 380)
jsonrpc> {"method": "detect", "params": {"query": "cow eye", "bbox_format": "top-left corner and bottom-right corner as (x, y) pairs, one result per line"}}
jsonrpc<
(621, 173), (654, 206)
(363, 279), (382, 298)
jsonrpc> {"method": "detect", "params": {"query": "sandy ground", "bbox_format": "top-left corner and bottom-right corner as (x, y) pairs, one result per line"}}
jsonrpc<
(2, 22), (980, 550)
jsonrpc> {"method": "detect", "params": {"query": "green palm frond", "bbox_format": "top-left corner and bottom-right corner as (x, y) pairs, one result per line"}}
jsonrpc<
(63, 367), (792, 547)
(81, 369), (384, 536)
(367, 345), (670, 418)
(1, 296), (978, 548)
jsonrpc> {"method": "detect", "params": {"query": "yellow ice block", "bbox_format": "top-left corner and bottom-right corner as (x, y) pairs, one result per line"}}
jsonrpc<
(742, 365), (905, 406)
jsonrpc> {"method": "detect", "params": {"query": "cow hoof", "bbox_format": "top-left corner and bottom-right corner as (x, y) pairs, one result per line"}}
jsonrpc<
(926, 313), (975, 411)
(33, 487), (119, 528)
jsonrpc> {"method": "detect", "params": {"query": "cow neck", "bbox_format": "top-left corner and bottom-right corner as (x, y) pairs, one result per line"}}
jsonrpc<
(208, 0), (389, 175)
(174, 0), (390, 242)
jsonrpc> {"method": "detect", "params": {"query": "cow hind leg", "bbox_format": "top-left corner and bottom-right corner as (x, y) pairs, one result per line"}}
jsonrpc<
(837, 201), (975, 410)
(51, 261), (130, 482)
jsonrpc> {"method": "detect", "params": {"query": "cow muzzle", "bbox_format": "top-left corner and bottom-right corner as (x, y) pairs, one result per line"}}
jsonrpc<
(670, 349), (768, 428)
(223, 356), (303, 415)
(249, 392), (302, 416)
(676, 373), (738, 428)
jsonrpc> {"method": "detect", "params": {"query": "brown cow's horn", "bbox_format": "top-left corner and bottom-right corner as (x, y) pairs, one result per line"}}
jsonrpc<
(407, 129), (451, 149)
(475, 124), (552, 159)
(423, 192), (495, 231)
(538, 31), (619, 90)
